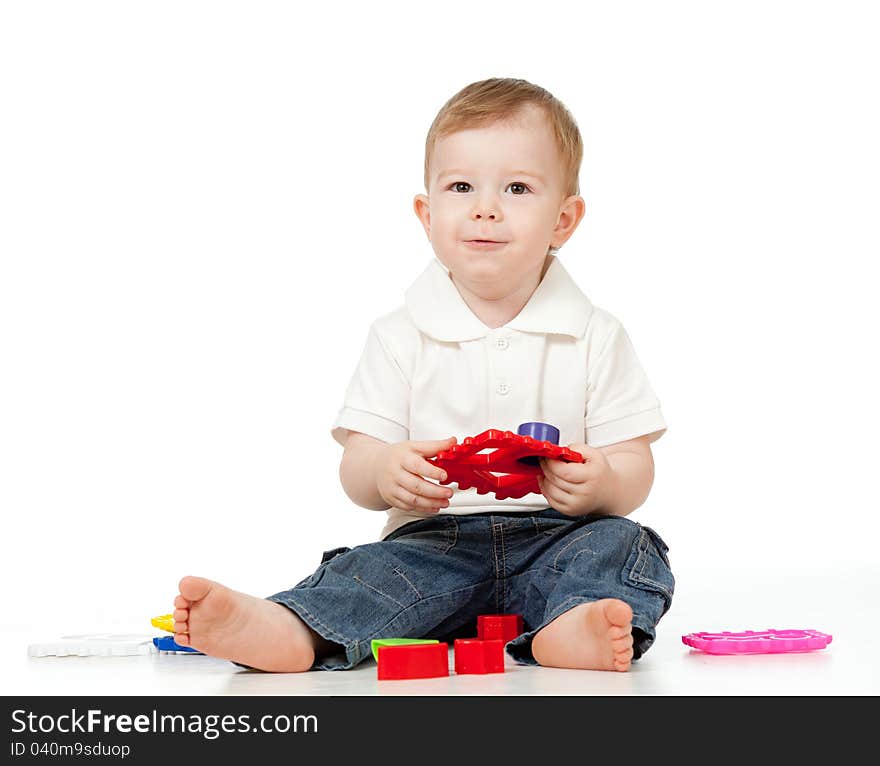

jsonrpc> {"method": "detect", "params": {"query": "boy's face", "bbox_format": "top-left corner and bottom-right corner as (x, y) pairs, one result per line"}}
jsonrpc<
(414, 105), (585, 300)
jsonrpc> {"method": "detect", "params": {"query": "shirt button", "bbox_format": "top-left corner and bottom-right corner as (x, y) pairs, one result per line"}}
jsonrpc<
(495, 337), (509, 350)
(496, 382), (510, 395)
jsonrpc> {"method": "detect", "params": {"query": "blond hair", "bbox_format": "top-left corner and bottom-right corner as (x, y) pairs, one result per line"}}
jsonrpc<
(423, 77), (583, 198)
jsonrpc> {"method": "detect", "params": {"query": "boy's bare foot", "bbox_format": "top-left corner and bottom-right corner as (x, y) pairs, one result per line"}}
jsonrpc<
(531, 598), (635, 672)
(172, 576), (327, 672)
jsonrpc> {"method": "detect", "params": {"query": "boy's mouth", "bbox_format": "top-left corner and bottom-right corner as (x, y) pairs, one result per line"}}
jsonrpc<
(465, 239), (507, 248)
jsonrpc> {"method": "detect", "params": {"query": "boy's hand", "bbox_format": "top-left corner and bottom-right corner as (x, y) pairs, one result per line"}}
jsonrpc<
(537, 443), (617, 517)
(375, 437), (457, 513)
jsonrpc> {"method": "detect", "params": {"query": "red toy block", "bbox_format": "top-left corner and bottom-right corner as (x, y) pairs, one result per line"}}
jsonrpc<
(477, 614), (524, 644)
(454, 639), (505, 674)
(377, 642), (450, 680)
(427, 428), (584, 500)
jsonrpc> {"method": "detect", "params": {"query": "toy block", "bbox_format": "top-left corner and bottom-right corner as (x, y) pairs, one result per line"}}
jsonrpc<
(454, 639), (505, 674)
(427, 422), (584, 500)
(151, 614), (174, 633)
(153, 636), (202, 654)
(377, 642), (449, 680)
(477, 614), (524, 644)
(516, 422), (561, 466)
(28, 634), (155, 657)
(371, 638), (439, 662)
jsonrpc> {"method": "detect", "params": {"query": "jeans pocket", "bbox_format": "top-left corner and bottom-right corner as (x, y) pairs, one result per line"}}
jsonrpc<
(531, 516), (565, 537)
(624, 526), (675, 610)
(385, 515), (459, 553)
(641, 526), (671, 568)
(297, 546), (353, 588)
(320, 546), (353, 565)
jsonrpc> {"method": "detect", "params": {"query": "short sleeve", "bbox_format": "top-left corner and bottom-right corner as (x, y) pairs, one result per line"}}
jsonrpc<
(585, 320), (667, 447)
(330, 322), (411, 447)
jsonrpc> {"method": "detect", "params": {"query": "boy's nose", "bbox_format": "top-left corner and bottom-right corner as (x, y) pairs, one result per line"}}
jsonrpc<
(471, 204), (499, 221)
(470, 193), (501, 221)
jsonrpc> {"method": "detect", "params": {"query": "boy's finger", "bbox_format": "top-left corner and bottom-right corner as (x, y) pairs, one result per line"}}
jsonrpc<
(397, 490), (444, 512)
(406, 454), (448, 482)
(537, 474), (556, 501)
(541, 470), (579, 495)
(390, 490), (418, 511)
(414, 493), (447, 511)
(411, 437), (458, 457)
(542, 456), (587, 484)
(408, 473), (454, 500)
(539, 473), (574, 502)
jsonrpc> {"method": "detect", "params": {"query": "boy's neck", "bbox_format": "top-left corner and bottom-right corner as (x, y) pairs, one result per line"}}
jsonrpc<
(451, 254), (553, 330)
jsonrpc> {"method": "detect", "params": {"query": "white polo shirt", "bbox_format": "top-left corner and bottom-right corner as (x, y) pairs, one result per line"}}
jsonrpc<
(331, 255), (667, 539)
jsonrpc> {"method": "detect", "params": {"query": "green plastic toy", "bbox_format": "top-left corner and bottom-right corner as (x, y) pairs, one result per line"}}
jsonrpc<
(370, 638), (439, 662)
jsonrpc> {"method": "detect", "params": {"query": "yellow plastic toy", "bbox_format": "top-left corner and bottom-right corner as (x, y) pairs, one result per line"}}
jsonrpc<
(151, 614), (175, 633)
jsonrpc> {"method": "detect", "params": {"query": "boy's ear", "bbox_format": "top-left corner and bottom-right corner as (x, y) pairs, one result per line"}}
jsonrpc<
(550, 195), (587, 250)
(413, 194), (431, 240)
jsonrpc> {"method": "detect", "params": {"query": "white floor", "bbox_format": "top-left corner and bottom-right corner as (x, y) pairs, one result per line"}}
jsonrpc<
(5, 566), (878, 696)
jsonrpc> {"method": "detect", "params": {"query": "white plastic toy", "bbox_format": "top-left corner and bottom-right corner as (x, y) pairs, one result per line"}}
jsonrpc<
(28, 633), (157, 657)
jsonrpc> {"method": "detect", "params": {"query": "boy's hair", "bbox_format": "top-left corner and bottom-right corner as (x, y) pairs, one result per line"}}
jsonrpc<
(423, 77), (584, 199)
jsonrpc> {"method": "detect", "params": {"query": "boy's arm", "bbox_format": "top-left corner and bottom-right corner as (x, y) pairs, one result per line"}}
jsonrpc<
(538, 433), (657, 518)
(339, 431), (391, 511)
(597, 434), (656, 517)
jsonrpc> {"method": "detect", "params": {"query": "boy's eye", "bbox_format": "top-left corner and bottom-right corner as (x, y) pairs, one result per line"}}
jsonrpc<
(448, 181), (531, 194)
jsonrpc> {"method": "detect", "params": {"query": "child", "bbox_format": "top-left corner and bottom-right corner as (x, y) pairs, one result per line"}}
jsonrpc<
(171, 77), (675, 673)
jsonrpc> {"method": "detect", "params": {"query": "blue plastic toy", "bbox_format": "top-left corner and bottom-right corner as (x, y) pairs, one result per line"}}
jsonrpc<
(153, 636), (202, 654)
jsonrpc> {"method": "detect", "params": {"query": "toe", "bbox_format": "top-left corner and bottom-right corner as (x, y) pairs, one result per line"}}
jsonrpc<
(611, 634), (633, 652)
(603, 599), (633, 628)
(173, 608), (188, 622)
(613, 647), (634, 670)
(174, 633), (190, 646)
(174, 620), (188, 633)
(178, 576), (213, 602)
(174, 595), (190, 609)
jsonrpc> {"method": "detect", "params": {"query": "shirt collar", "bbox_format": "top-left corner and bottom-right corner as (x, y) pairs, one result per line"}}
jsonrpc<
(404, 255), (593, 342)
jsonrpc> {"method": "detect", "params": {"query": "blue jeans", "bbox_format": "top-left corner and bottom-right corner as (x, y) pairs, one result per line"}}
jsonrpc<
(266, 509), (675, 670)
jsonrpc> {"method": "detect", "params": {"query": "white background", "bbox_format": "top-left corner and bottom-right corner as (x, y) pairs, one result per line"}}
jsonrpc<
(1, 0), (878, 635)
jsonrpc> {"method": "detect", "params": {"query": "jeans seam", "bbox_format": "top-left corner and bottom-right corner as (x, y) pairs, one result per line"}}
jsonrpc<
(629, 570), (674, 601)
(352, 575), (406, 608)
(491, 521), (503, 612)
(386, 516), (459, 553)
(392, 566), (422, 599)
(552, 530), (593, 570)
(628, 530), (674, 601)
(499, 523), (508, 611)
(443, 517), (459, 553)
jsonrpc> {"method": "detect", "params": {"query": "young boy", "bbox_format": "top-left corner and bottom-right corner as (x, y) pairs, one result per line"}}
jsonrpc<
(171, 77), (674, 673)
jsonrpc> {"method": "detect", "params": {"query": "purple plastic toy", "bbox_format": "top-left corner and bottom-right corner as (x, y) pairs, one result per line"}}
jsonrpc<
(682, 629), (832, 655)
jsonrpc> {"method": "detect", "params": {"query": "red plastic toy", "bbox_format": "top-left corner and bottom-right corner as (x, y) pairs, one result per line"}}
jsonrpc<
(477, 614), (524, 644)
(377, 642), (450, 680)
(454, 639), (505, 674)
(428, 426), (585, 500)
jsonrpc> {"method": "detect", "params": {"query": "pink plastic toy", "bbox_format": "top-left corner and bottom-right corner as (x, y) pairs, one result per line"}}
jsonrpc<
(681, 629), (833, 655)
